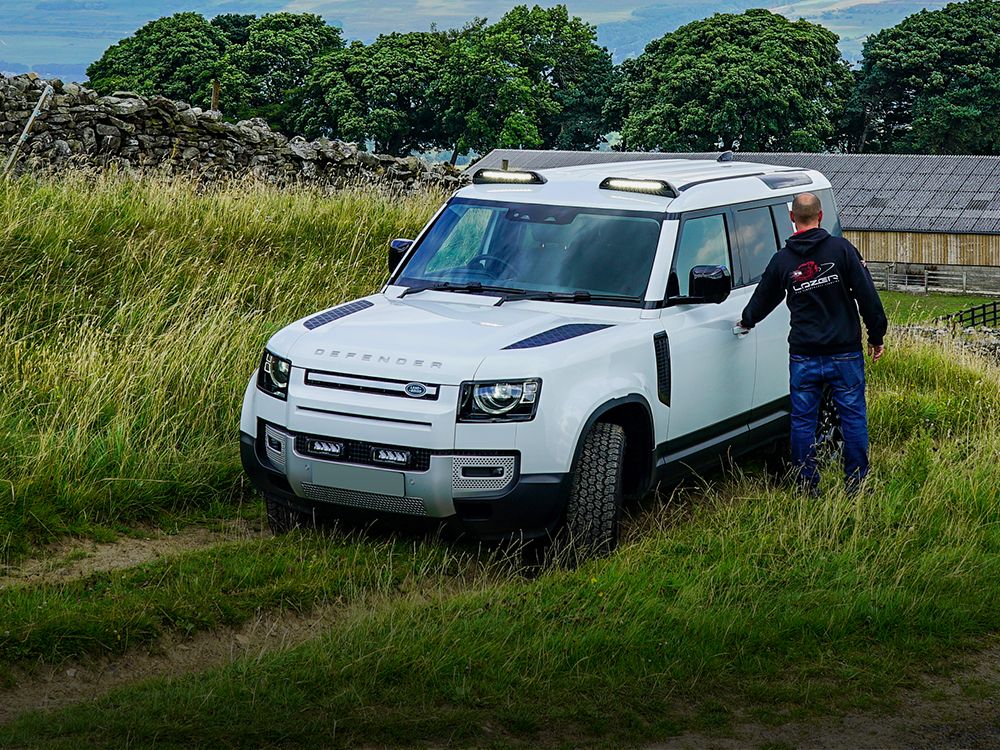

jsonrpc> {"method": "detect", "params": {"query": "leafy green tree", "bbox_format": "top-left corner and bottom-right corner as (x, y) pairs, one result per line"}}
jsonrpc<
(298, 31), (451, 154)
(436, 19), (541, 160)
(211, 14), (257, 46)
(293, 42), (369, 143)
(857, 0), (1000, 154)
(616, 9), (853, 152)
(223, 13), (344, 133)
(86, 12), (228, 107)
(437, 6), (615, 162)
(488, 5), (616, 150)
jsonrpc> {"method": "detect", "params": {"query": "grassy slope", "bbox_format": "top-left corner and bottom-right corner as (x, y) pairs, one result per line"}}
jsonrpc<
(5, 174), (1000, 746)
(0, 173), (440, 557)
(879, 290), (995, 325)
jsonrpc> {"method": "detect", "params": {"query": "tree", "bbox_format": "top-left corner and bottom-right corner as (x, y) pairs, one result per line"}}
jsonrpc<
(223, 13), (344, 133)
(488, 5), (616, 150)
(615, 9), (854, 152)
(211, 14), (257, 46)
(857, 0), (1000, 154)
(437, 6), (615, 161)
(299, 31), (452, 154)
(86, 12), (228, 107)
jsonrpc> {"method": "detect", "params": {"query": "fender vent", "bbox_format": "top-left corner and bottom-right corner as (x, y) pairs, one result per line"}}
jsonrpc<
(503, 323), (612, 350)
(654, 332), (670, 406)
(303, 299), (374, 330)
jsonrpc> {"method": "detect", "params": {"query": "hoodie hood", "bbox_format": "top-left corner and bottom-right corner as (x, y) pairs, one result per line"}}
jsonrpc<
(785, 227), (830, 256)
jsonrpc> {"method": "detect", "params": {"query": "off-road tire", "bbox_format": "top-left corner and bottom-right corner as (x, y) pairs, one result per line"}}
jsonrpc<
(562, 422), (626, 561)
(815, 384), (844, 461)
(265, 494), (316, 535)
(765, 386), (843, 480)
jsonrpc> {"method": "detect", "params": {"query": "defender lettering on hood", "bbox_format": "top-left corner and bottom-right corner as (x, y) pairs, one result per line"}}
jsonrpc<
(313, 349), (443, 370)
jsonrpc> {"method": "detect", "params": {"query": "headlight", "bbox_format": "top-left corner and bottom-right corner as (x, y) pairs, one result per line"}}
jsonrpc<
(257, 350), (292, 400)
(458, 379), (540, 422)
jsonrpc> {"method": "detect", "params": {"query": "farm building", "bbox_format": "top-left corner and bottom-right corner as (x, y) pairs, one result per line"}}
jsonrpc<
(476, 150), (1000, 294)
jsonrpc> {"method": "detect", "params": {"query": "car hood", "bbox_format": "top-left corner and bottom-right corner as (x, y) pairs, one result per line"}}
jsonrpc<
(280, 292), (605, 384)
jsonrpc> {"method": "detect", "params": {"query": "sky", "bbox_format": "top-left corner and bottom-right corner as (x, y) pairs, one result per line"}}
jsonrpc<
(0, 0), (946, 80)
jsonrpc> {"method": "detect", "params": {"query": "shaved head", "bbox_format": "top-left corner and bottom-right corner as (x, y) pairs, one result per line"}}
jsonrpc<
(791, 193), (823, 227)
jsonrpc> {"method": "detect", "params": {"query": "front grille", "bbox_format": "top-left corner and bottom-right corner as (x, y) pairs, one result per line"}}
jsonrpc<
(294, 434), (432, 472)
(300, 483), (426, 515)
(304, 370), (440, 401)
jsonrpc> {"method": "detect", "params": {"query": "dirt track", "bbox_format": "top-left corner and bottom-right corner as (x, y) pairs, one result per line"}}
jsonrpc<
(0, 519), (264, 589)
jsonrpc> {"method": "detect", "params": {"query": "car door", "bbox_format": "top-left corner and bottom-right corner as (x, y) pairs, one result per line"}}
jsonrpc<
(734, 202), (792, 430)
(658, 209), (757, 469)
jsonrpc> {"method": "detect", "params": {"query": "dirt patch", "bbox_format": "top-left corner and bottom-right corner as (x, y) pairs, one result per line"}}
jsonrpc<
(650, 645), (1000, 749)
(0, 600), (340, 725)
(0, 519), (265, 589)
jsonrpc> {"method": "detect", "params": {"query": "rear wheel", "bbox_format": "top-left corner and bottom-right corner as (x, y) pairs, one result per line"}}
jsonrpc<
(265, 494), (316, 535)
(765, 386), (842, 479)
(561, 422), (626, 561)
(815, 384), (844, 460)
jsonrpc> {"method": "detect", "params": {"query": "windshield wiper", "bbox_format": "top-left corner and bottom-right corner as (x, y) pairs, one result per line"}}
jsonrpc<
(496, 290), (642, 305)
(399, 281), (526, 299)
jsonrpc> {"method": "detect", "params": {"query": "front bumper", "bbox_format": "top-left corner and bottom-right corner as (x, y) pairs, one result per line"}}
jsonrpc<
(240, 428), (568, 540)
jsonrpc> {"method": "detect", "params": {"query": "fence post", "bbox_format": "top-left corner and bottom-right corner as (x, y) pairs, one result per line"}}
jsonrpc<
(963, 271), (967, 293)
(924, 269), (929, 293)
(885, 268), (891, 291)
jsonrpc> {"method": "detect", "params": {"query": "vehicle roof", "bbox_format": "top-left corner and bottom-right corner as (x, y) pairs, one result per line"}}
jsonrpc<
(455, 157), (832, 214)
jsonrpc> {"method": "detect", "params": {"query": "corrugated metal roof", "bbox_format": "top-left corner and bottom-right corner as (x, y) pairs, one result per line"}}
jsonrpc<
(475, 150), (1000, 235)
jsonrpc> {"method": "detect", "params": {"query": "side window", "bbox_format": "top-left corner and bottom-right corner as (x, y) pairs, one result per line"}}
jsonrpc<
(669, 214), (731, 297)
(815, 188), (843, 237)
(425, 206), (497, 274)
(771, 203), (795, 243)
(735, 207), (779, 285)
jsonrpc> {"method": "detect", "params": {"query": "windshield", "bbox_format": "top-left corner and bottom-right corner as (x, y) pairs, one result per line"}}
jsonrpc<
(396, 199), (663, 303)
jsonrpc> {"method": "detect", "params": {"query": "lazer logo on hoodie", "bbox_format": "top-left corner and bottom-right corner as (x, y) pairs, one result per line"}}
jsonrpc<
(791, 260), (839, 294)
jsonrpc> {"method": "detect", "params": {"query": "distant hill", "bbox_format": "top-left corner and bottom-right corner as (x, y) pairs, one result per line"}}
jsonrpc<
(0, 61), (88, 82)
(598, 0), (950, 63)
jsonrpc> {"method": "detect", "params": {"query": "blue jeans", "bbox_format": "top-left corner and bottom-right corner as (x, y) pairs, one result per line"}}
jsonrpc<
(789, 352), (869, 493)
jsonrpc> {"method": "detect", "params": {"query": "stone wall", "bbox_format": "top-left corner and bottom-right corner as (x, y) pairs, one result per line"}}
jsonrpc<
(0, 74), (464, 189)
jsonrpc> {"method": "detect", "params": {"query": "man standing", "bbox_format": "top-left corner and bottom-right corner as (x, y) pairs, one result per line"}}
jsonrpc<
(738, 193), (888, 493)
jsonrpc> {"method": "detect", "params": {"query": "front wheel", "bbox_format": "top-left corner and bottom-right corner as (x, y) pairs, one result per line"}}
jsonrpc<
(561, 422), (627, 561)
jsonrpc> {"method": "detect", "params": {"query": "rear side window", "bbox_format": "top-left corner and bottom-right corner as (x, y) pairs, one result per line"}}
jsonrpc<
(735, 207), (779, 285)
(668, 214), (731, 297)
(815, 188), (843, 237)
(771, 203), (795, 243)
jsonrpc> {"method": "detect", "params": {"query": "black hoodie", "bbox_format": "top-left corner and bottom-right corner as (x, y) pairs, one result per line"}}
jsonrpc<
(740, 227), (887, 356)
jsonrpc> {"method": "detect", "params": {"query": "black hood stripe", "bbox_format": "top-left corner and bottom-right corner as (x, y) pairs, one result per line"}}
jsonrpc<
(504, 323), (613, 350)
(304, 300), (374, 330)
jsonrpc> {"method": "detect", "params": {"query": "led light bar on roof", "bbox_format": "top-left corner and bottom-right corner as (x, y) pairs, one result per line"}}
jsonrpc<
(472, 168), (547, 185)
(599, 177), (678, 198)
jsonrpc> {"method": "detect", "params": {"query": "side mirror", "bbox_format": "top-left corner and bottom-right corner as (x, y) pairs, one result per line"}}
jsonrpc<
(689, 265), (731, 304)
(388, 238), (413, 273)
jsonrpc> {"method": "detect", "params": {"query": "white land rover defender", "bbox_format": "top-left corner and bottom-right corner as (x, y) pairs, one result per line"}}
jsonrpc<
(240, 155), (842, 553)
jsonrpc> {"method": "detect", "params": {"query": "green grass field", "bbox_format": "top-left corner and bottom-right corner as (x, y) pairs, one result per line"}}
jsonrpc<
(3, 173), (1000, 747)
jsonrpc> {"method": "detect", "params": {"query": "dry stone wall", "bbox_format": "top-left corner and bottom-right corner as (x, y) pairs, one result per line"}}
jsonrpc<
(0, 74), (465, 189)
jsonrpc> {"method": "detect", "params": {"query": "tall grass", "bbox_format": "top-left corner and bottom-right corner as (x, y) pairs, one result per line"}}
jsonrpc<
(0, 172), (441, 555)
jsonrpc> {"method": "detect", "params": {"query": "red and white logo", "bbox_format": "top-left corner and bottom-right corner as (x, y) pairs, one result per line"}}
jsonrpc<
(791, 261), (821, 282)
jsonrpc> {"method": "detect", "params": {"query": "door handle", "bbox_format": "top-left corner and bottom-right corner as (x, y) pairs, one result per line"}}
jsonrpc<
(732, 324), (750, 337)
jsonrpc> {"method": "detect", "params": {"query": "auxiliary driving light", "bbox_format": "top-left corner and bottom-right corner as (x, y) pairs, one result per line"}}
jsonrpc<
(472, 169), (547, 185)
(372, 448), (411, 466)
(599, 177), (677, 197)
(307, 439), (344, 458)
